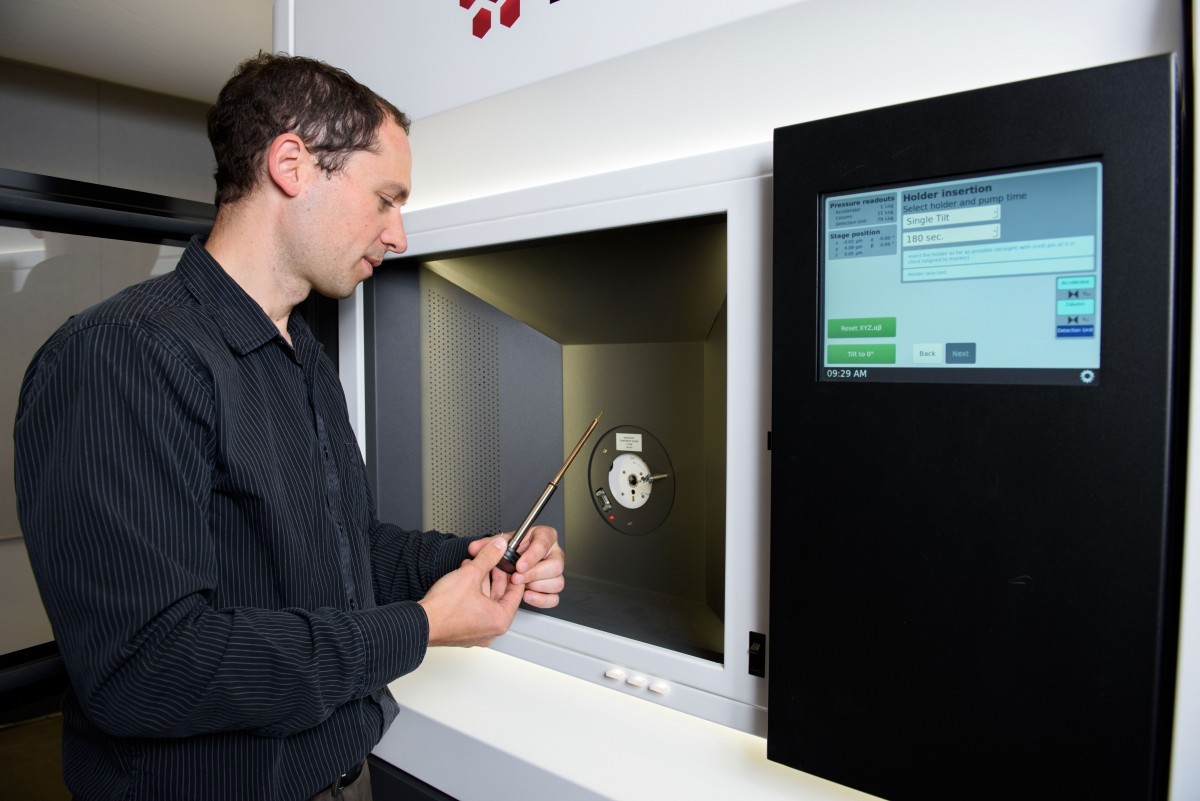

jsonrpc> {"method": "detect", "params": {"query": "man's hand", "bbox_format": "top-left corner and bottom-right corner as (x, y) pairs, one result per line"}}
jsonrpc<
(418, 535), (524, 647)
(468, 524), (565, 609)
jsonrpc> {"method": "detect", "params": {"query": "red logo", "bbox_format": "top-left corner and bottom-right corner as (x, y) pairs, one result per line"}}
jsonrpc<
(458, 0), (521, 39)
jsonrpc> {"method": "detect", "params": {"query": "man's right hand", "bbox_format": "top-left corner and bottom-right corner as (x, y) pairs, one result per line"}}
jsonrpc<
(417, 535), (524, 647)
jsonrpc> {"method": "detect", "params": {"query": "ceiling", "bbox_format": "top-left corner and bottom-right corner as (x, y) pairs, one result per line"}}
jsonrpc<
(420, 216), (727, 346)
(0, 0), (275, 104)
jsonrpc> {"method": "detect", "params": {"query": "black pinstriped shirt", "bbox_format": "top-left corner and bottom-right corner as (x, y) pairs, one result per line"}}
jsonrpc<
(14, 237), (473, 801)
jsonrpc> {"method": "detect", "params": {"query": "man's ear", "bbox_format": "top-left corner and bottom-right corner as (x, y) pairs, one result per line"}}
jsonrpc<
(266, 133), (308, 198)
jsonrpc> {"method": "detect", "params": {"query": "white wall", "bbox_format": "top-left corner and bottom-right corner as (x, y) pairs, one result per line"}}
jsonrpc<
(290, 0), (803, 120)
(295, 0), (1181, 213)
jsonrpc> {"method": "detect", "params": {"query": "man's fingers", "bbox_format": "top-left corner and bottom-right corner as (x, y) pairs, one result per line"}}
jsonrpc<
(471, 535), (510, 573)
(497, 574), (525, 614)
(478, 538), (523, 612)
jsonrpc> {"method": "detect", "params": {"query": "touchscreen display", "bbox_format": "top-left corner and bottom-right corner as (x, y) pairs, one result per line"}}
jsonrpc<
(820, 161), (1102, 385)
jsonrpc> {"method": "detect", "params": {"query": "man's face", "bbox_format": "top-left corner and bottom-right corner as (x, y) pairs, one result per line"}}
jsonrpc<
(294, 119), (412, 299)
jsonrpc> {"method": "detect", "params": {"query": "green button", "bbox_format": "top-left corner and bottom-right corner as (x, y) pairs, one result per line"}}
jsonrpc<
(1058, 275), (1096, 290)
(827, 344), (896, 364)
(828, 317), (897, 339)
(1057, 299), (1095, 315)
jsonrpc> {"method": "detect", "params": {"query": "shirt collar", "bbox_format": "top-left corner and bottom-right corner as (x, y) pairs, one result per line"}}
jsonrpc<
(177, 235), (315, 357)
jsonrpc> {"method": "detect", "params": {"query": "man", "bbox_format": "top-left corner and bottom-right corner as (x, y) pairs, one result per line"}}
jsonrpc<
(13, 52), (564, 800)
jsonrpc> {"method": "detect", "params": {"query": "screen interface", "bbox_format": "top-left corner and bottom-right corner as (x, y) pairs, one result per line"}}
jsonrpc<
(820, 161), (1102, 385)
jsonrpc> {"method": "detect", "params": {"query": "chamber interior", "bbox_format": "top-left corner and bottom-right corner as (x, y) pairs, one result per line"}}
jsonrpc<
(381, 214), (728, 662)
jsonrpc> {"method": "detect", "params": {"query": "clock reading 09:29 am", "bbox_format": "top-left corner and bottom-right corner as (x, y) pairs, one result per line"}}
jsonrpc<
(825, 368), (869, 379)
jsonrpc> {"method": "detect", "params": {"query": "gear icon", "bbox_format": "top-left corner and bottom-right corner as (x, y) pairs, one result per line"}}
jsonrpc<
(1079, 369), (1096, 384)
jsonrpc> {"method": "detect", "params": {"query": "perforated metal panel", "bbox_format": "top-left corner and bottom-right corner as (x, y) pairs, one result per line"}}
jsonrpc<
(424, 287), (502, 535)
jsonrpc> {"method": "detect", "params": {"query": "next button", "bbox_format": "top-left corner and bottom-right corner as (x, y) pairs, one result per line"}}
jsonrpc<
(945, 342), (977, 364)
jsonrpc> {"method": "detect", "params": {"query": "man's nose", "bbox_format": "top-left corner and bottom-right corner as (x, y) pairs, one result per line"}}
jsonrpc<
(383, 213), (408, 255)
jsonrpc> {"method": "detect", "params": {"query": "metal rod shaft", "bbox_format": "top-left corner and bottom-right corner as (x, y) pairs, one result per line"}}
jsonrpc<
(499, 411), (603, 573)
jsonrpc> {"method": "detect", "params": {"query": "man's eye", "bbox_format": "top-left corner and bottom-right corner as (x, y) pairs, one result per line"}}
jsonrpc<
(379, 196), (395, 209)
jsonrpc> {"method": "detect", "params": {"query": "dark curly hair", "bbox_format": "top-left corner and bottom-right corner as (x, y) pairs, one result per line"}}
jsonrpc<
(206, 51), (412, 208)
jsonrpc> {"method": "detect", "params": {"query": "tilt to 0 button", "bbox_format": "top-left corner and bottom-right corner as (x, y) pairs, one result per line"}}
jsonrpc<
(826, 344), (896, 364)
